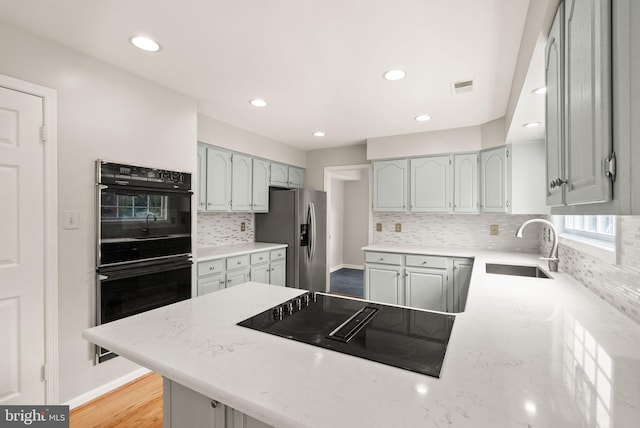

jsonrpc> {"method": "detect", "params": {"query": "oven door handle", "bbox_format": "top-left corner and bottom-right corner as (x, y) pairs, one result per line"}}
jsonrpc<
(98, 259), (192, 281)
(98, 183), (193, 195)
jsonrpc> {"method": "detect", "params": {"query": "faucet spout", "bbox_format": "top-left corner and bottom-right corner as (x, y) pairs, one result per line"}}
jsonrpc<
(143, 212), (157, 236)
(515, 218), (559, 272)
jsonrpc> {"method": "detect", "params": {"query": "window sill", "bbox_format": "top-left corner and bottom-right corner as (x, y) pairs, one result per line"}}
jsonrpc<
(558, 233), (617, 265)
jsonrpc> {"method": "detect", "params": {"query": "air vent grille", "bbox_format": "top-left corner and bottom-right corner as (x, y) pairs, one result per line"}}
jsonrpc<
(450, 79), (475, 95)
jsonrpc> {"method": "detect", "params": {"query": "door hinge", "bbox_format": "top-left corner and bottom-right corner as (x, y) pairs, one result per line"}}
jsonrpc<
(40, 125), (47, 143)
(41, 364), (47, 382)
(605, 152), (616, 182)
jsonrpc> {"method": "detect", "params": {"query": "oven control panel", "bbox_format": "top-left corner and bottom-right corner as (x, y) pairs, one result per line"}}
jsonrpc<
(97, 160), (191, 190)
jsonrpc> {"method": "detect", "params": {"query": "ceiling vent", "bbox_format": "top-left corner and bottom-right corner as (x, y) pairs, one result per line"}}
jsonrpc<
(450, 79), (475, 95)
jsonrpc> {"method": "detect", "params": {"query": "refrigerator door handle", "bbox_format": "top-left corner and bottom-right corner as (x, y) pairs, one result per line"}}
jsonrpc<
(308, 202), (317, 262)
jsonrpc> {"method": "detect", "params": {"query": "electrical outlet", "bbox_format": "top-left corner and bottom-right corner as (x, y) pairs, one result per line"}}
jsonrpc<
(376, 223), (382, 232)
(395, 223), (402, 232)
(240, 222), (246, 232)
(490, 225), (499, 235)
(63, 210), (80, 230)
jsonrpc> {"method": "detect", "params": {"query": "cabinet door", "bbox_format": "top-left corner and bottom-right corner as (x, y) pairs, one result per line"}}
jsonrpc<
(453, 259), (473, 312)
(197, 144), (207, 212)
(206, 147), (232, 211)
(410, 155), (451, 212)
(545, 6), (565, 207)
(288, 166), (304, 188)
(372, 159), (408, 212)
(365, 264), (402, 305)
(405, 268), (447, 312)
(252, 159), (270, 212)
(229, 409), (273, 428)
(270, 163), (288, 187)
(564, 0), (612, 205)
(269, 260), (286, 286)
(164, 379), (226, 428)
(226, 268), (250, 288)
(480, 147), (508, 213)
(250, 263), (269, 284)
(453, 153), (478, 213)
(197, 273), (225, 296)
(231, 153), (253, 212)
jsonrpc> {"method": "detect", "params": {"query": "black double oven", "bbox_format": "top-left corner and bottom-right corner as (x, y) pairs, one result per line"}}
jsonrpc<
(95, 160), (192, 363)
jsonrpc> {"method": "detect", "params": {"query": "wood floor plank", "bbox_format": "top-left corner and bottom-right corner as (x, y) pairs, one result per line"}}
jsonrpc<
(70, 372), (163, 428)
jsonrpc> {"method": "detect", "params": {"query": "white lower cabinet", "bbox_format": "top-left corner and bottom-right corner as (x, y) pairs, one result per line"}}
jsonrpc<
(164, 379), (271, 428)
(364, 251), (473, 313)
(365, 264), (402, 305)
(269, 259), (286, 287)
(197, 273), (225, 296)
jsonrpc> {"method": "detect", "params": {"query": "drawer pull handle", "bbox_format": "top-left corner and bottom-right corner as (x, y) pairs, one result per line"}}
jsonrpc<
(209, 267), (215, 270)
(379, 258), (384, 261)
(422, 261), (427, 264)
(237, 261), (241, 265)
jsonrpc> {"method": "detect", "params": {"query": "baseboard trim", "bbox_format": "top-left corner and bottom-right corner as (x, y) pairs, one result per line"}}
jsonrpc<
(330, 264), (364, 272)
(63, 367), (151, 409)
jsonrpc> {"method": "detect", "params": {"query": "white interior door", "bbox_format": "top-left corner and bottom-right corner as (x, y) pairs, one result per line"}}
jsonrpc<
(0, 86), (46, 404)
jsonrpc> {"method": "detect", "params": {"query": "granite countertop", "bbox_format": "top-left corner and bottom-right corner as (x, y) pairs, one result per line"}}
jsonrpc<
(196, 242), (287, 262)
(83, 250), (640, 427)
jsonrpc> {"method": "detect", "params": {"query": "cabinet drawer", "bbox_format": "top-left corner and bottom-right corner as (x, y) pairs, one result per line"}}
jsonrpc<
(226, 254), (250, 270)
(365, 252), (402, 265)
(270, 248), (286, 261)
(251, 251), (269, 265)
(405, 254), (447, 269)
(197, 259), (225, 277)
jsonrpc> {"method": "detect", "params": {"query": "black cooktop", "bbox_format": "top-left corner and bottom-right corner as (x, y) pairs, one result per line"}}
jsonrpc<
(237, 293), (455, 378)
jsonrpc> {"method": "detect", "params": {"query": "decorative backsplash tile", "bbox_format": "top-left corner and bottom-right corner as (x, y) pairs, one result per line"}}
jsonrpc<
(372, 213), (544, 253)
(540, 216), (640, 326)
(197, 212), (254, 246)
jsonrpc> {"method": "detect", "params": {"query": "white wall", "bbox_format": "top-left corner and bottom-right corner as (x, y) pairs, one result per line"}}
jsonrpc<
(329, 178), (345, 270)
(198, 114), (306, 167)
(305, 145), (368, 191)
(0, 22), (197, 403)
(343, 176), (369, 267)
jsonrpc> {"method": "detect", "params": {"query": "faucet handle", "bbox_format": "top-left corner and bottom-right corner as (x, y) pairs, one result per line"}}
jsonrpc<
(539, 257), (559, 261)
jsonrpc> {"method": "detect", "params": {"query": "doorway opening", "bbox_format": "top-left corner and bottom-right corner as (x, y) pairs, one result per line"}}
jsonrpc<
(324, 165), (371, 298)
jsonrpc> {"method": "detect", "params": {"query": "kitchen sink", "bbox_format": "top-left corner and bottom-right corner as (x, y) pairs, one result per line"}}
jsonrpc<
(485, 263), (551, 279)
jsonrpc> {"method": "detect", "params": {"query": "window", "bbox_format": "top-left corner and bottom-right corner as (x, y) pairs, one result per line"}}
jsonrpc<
(563, 215), (615, 243)
(101, 194), (167, 220)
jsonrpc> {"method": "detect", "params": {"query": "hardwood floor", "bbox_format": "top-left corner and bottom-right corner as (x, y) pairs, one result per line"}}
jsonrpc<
(70, 372), (163, 428)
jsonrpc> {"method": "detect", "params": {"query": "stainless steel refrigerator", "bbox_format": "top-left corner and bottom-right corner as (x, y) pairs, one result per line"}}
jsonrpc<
(255, 188), (327, 292)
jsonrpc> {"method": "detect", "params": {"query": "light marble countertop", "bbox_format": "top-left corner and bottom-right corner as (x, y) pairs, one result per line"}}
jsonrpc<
(196, 242), (287, 262)
(83, 250), (640, 428)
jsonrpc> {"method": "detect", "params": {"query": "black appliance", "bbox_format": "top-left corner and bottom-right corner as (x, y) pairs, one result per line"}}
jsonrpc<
(238, 293), (455, 378)
(95, 160), (193, 363)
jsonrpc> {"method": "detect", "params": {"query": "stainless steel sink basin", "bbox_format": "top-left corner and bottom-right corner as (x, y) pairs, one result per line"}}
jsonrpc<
(485, 263), (551, 279)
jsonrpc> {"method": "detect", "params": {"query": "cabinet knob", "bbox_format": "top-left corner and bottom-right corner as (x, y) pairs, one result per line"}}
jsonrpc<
(211, 400), (218, 408)
(209, 267), (214, 271)
(422, 261), (427, 265)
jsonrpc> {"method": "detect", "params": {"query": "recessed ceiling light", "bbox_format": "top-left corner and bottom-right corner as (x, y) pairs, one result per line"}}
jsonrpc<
(250, 99), (268, 107)
(532, 87), (547, 95)
(523, 122), (541, 128)
(383, 69), (406, 81)
(312, 131), (325, 137)
(415, 114), (432, 122)
(130, 36), (160, 52)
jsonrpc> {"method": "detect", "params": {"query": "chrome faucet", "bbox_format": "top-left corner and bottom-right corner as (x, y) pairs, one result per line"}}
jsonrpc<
(515, 218), (559, 272)
(142, 212), (157, 236)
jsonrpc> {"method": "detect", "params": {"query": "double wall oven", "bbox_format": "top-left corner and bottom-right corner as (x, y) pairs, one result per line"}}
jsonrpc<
(96, 160), (192, 363)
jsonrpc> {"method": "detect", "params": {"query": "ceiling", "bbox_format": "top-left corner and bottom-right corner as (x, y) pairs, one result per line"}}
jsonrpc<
(0, 0), (539, 150)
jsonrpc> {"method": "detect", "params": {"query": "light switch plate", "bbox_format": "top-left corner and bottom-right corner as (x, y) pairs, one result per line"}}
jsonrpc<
(63, 210), (80, 230)
(395, 223), (402, 232)
(376, 223), (382, 232)
(490, 225), (499, 235)
(240, 222), (246, 232)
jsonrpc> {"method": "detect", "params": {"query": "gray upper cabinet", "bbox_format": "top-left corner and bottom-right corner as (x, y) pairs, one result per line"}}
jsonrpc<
(206, 147), (232, 211)
(480, 147), (508, 213)
(453, 153), (478, 213)
(270, 163), (288, 187)
(410, 155), (451, 212)
(545, 7), (565, 207)
(231, 153), (253, 211)
(197, 144), (207, 211)
(288, 166), (304, 188)
(546, 0), (613, 207)
(252, 158), (270, 212)
(373, 159), (408, 212)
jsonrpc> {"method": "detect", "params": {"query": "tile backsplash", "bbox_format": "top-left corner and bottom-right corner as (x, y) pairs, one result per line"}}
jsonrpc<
(372, 213), (544, 252)
(541, 216), (640, 326)
(197, 212), (254, 247)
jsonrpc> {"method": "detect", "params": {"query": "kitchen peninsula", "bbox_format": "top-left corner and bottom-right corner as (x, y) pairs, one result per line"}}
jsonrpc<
(83, 251), (640, 427)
